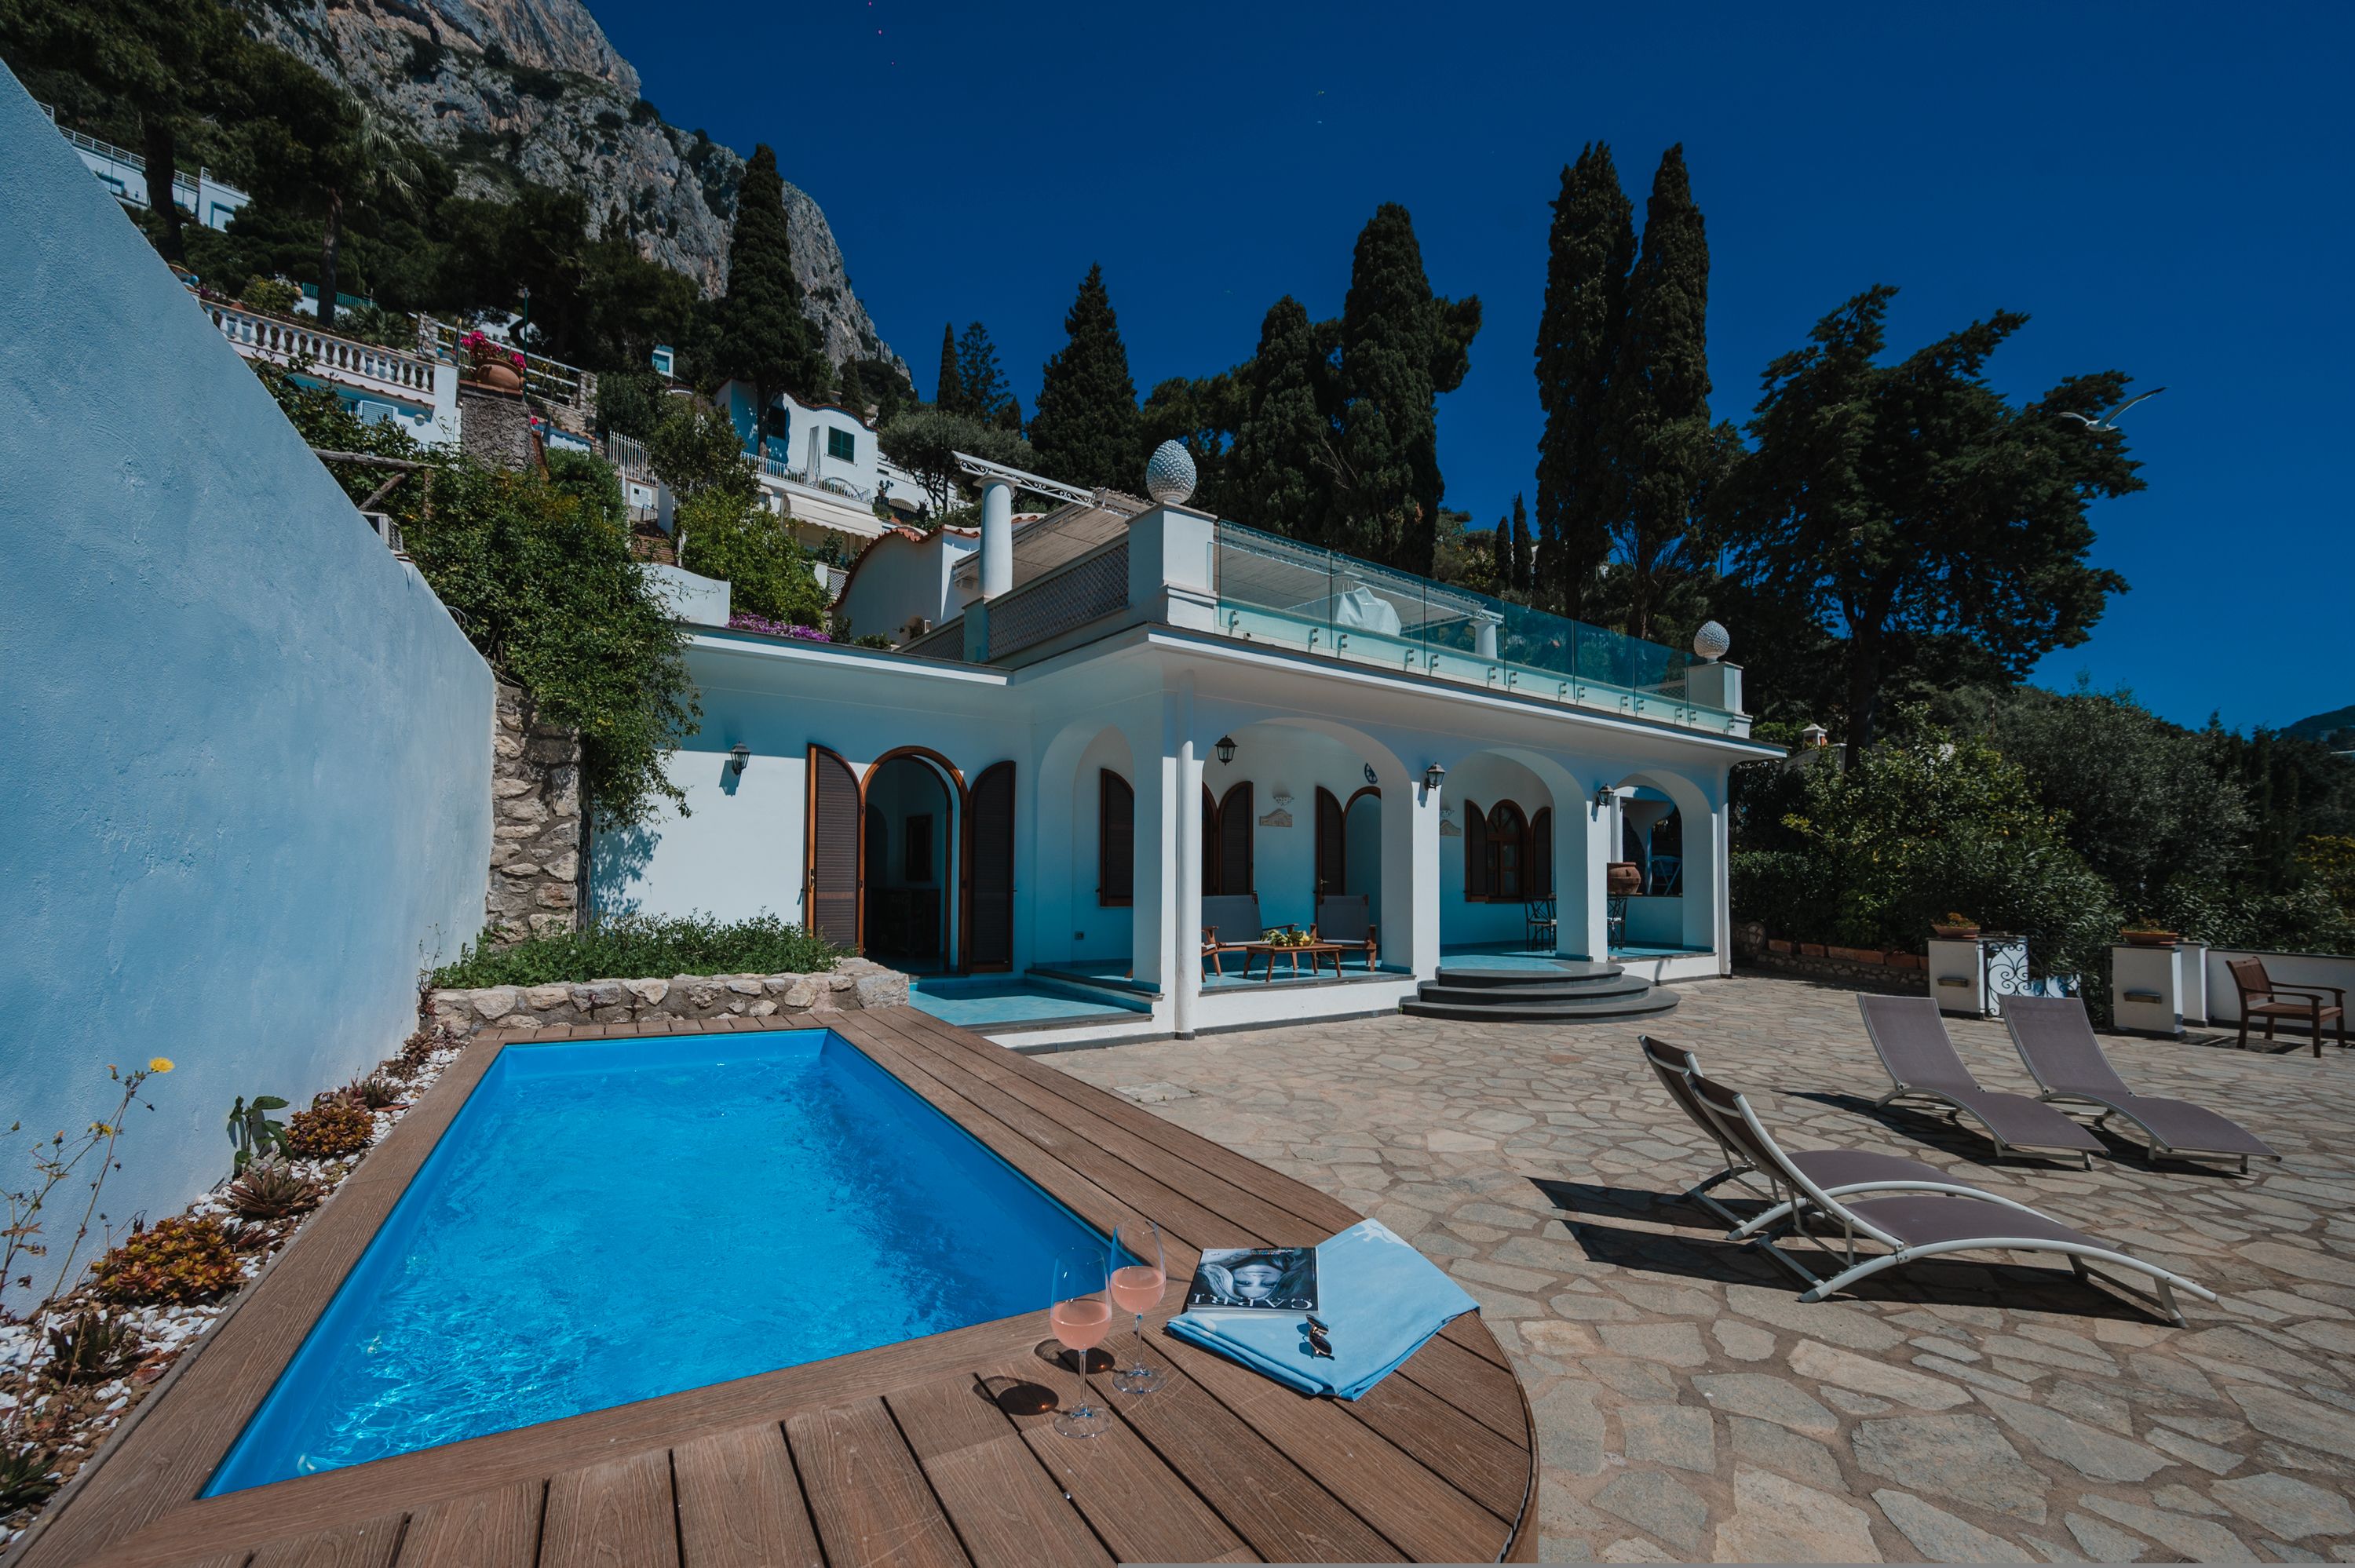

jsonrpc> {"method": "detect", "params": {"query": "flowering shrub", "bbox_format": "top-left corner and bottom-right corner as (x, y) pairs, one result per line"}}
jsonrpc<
(457, 329), (527, 370)
(91, 1216), (241, 1306)
(728, 612), (830, 641)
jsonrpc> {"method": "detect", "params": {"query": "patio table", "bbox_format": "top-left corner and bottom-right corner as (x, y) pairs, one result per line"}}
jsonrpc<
(1242, 940), (1345, 982)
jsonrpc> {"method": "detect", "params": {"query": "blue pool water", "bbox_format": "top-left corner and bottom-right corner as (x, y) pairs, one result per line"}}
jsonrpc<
(907, 975), (1148, 1028)
(206, 1030), (1107, 1493)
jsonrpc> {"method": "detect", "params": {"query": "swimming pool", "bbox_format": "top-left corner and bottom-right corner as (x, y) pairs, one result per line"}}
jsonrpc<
(206, 1029), (1108, 1493)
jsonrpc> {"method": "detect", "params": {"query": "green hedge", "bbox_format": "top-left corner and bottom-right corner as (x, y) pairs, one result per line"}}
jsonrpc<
(431, 913), (838, 988)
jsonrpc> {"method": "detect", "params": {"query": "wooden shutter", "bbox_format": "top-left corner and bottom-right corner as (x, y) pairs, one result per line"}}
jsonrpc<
(1098, 771), (1134, 907)
(1202, 787), (1221, 895)
(968, 760), (1015, 971)
(806, 746), (862, 949)
(1490, 801), (1526, 903)
(1464, 799), (1488, 902)
(1315, 787), (1345, 896)
(1218, 782), (1254, 895)
(1528, 807), (1554, 899)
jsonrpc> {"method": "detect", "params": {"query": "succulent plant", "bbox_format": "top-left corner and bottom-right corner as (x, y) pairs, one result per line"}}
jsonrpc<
(225, 1157), (323, 1221)
(92, 1216), (241, 1305)
(0, 1445), (60, 1512)
(345, 1076), (401, 1110)
(225, 1094), (290, 1173)
(43, 1308), (138, 1386)
(284, 1097), (374, 1160)
(395, 1024), (452, 1076)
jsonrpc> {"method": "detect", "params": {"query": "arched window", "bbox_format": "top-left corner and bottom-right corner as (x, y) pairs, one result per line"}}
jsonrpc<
(1464, 799), (1488, 901)
(1528, 808), (1554, 899)
(1488, 801), (1528, 902)
(1097, 771), (1134, 906)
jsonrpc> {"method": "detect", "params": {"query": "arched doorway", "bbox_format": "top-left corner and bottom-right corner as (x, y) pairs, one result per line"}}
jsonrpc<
(1316, 786), (1383, 914)
(864, 749), (961, 971)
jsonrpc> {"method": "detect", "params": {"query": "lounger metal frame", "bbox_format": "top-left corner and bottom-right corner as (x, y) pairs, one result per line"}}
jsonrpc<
(1688, 1070), (2216, 1326)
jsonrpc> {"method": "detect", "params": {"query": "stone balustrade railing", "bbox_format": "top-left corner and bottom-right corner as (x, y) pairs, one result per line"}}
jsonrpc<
(206, 304), (438, 404)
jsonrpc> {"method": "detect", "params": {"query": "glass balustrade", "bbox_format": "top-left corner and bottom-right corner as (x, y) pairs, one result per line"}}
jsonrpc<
(1210, 520), (1733, 730)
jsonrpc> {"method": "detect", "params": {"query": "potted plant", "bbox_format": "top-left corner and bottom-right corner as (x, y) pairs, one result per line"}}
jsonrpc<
(2121, 921), (2181, 948)
(459, 329), (526, 392)
(1931, 913), (1981, 939)
(1605, 862), (1644, 896)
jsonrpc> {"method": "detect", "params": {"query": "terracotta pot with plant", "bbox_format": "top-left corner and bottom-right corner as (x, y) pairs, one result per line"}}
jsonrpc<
(459, 329), (526, 392)
(1931, 913), (1981, 939)
(1606, 862), (1644, 897)
(2121, 921), (2181, 948)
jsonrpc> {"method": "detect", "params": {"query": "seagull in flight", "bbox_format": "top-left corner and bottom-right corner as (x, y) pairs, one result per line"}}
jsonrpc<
(2056, 387), (2167, 430)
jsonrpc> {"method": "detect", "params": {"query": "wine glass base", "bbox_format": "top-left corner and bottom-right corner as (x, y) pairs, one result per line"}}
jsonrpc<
(1112, 1364), (1167, 1395)
(1053, 1404), (1109, 1439)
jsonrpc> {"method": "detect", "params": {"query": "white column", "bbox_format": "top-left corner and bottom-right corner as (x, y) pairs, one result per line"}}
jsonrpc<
(1130, 716), (1171, 997)
(1561, 790), (1614, 963)
(978, 476), (1014, 599)
(1170, 680), (1203, 1034)
(1475, 617), (1500, 660)
(1685, 787), (1729, 968)
(1384, 766), (1443, 979)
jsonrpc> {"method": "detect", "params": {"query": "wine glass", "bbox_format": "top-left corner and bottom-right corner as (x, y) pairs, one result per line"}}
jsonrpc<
(1047, 1245), (1112, 1439)
(1107, 1220), (1167, 1395)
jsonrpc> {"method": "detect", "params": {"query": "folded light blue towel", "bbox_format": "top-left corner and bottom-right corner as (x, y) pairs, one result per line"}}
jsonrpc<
(1164, 1219), (1479, 1399)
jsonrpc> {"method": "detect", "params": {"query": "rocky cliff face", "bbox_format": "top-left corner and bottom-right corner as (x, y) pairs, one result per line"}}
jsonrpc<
(245, 0), (900, 372)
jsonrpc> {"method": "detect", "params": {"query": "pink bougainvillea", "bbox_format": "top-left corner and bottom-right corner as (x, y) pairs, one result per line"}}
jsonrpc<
(458, 329), (526, 369)
(728, 612), (831, 642)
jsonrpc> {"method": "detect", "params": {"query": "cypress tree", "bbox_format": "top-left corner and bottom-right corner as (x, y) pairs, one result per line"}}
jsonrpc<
(1490, 513), (1513, 593)
(934, 322), (963, 412)
(1532, 143), (1635, 622)
(1510, 491), (1534, 592)
(711, 145), (828, 451)
(1615, 144), (1714, 641)
(955, 321), (1011, 424)
(1226, 295), (1340, 542)
(1028, 264), (1142, 490)
(1333, 204), (1481, 576)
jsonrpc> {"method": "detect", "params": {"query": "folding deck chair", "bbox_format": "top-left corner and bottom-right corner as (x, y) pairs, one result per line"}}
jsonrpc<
(2004, 997), (2280, 1173)
(1857, 995), (2105, 1167)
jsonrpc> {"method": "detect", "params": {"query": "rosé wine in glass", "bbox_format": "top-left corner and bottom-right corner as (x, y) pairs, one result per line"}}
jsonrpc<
(1048, 1246), (1110, 1438)
(1110, 1222), (1168, 1395)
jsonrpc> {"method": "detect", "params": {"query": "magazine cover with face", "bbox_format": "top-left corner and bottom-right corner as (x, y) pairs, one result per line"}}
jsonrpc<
(1185, 1245), (1319, 1313)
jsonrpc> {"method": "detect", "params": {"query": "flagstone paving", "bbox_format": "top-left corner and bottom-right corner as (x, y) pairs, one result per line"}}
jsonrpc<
(1046, 972), (2355, 1563)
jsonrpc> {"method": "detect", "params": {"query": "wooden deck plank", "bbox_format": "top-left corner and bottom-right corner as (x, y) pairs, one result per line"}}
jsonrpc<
(538, 1449), (679, 1568)
(1386, 1334), (1531, 1449)
(1159, 1335), (1510, 1562)
(885, 1380), (1112, 1568)
(243, 1511), (406, 1568)
(393, 1479), (540, 1568)
(1352, 1360), (1535, 1522)
(671, 1423), (823, 1568)
(992, 1352), (1253, 1566)
(783, 1398), (970, 1568)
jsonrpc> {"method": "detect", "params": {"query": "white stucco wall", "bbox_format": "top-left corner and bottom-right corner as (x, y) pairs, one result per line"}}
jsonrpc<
(834, 530), (971, 646)
(0, 66), (492, 1302)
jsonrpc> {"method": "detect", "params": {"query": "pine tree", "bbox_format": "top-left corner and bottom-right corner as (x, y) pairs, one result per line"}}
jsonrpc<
(1333, 204), (1481, 575)
(1226, 296), (1340, 542)
(710, 146), (828, 453)
(955, 322), (1011, 425)
(1612, 144), (1715, 641)
(1532, 143), (1635, 622)
(1028, 264), (1141, 490)
(933, 322), (963, 413)
(1510, 492), (1533, 592)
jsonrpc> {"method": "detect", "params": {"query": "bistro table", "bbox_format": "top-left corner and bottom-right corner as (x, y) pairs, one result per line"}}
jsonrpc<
(1242, 940), (1345, 982)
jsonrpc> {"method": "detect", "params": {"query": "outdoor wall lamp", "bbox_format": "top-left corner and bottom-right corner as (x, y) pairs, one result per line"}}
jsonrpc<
(1215, 735), (1238, 765)
(1423, 761), (1446, 792)
(728, 743), (751, 776)
(1592, 782), (1615, 809)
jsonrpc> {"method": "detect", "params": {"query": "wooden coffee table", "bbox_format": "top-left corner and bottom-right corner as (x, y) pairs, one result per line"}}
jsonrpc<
(1241, 941), (1345, 982)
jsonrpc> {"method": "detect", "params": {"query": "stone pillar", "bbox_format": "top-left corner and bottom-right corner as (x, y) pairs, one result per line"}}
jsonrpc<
(485, 678), (584, 941)
(978, 476), (1014, 599)
(457, 382), (540, 473)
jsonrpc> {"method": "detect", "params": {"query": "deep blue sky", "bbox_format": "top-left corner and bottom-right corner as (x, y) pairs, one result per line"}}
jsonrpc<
(598, 2), (2351, 734)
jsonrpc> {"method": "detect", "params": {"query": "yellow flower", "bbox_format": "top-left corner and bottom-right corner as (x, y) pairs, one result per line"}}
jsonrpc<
(148, 1057), (174, 1074)
(89, 1121), (113, 1136)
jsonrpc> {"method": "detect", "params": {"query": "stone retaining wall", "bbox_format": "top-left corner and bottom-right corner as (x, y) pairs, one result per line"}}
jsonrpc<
(1740, 938), (1925, 994)
(427, 957), (911, 1041)
(486, 679), (582, 941)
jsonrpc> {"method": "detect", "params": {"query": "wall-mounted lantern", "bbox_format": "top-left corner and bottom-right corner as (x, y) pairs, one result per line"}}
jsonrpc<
(1592, 782), (1616, 811)
(1423, 761), (1446, 792)
(728, 743), (751, 776)
(1215, 735), (1238, 765)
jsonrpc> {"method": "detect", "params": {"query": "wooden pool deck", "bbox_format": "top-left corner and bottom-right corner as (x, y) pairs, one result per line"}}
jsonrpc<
(21, 1007), (1535, 1566)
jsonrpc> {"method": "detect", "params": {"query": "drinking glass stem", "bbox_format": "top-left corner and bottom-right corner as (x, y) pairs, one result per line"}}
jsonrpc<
(1134, 1314), (1146, 1371)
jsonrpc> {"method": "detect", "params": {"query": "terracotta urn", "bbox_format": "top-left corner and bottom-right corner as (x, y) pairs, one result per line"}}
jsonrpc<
(473, 358), (524, 393)
(1606, 862), (1643, 897)
(2122, 929), (2180, 948)
(1930, 923), (1981, 940)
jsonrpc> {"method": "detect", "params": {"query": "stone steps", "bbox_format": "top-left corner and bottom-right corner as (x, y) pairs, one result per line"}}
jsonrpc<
(1400, 961), (1678, 1023)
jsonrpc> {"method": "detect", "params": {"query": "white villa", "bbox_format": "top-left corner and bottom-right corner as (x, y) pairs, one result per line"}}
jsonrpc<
(595, 452), (1778, 1043)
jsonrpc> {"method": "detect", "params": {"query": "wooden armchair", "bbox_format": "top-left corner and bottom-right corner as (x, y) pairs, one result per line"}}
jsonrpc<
(1314, 895), (1379, 971)
(2227, 955), (2348, 1057)
(1201, 894), (1264, 978)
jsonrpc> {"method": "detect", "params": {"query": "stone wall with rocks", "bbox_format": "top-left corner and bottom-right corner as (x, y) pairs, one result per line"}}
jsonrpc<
(486, 679), (582, 940)
(457, 383), (538, 473)
(427, 957), (911, 1041)
(1741, 939), (1924, 994)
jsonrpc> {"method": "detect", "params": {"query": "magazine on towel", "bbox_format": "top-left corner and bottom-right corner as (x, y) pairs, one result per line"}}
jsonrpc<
(1183, 1246), (1320, 1315)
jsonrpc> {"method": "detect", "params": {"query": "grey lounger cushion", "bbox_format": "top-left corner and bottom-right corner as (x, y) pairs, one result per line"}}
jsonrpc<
(2004, 997), (2276, 1161)
(1857, 995), (2103, 1156)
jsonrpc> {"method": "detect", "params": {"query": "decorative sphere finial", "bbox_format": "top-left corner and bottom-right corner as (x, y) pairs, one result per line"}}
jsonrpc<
(1145, 439), (1197, 505)
(1692, 619), (1731, 662)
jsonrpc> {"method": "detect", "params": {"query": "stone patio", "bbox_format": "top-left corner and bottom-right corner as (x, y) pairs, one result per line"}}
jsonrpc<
(1047, 972), (2355, 1563)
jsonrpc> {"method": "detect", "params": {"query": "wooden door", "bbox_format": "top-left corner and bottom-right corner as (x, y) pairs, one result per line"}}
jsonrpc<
(1464, 799), (1489, 901)
(1315, 787), (1345, 897)
(967, 760), (1015, 971)
(1528, 807), (1554, 899)
(806, 745), (863, 950)
(1217, 782), (1254, 895)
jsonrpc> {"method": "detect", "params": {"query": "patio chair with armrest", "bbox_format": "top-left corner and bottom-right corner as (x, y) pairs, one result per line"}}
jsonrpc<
(1856, 995), (2105, 1168)
(2225, 955), (2347, 1057)
(1639, 1037), (2001, 1240)
(1683, 1065), (2218, 1325)
(2004, 996), (2280, 1172)
(1200, 894), (1263, 979)
(1313, 894), (1379, 970)
(1524, 896), (1557, 950)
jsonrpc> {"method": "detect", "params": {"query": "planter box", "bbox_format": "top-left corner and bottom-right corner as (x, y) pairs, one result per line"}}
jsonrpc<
(1827, 946), (1884, 965)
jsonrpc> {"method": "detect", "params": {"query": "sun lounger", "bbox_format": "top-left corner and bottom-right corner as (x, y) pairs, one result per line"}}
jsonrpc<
(1684, 1065), (2218, 1325)
(2003, 997), (2280, 1172)
(1857, 995), (2105, 1167)
(1641, 1037), (1998, 1239)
